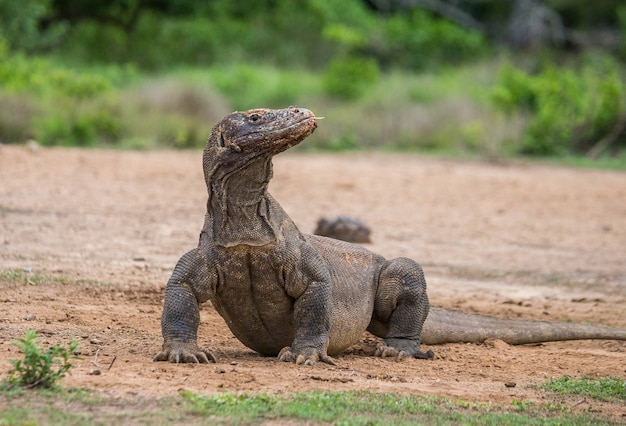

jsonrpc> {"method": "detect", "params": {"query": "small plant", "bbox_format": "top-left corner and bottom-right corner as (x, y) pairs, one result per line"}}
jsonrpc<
(2, 330), (79, 390)
(511, 399), (533, 412)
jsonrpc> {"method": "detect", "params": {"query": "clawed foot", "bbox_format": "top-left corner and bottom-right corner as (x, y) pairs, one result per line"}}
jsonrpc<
(277, 346), (337, 366)
(375, 339), (434, 360)
(153, 341), (217, 364)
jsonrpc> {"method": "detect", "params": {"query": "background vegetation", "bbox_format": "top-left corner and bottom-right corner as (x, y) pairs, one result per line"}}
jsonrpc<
(0, 0), (625, 162)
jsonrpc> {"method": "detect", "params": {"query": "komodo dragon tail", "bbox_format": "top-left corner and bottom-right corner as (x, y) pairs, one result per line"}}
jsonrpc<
(422, 307), (626, 345)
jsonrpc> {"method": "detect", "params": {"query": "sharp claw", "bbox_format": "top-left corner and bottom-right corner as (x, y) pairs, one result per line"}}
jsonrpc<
(321, 355), (337, 366)
(277, 346), (332, 366)
(376, 345), (400, 358)
(375, 342), (434, 360)
(279, 347), (300, 363)
(277, 347), (290, 362)
(155, 343), (218, 364)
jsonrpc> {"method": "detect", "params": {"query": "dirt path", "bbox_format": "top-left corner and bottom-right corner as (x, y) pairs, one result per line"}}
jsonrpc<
(0, 145), (624, 419)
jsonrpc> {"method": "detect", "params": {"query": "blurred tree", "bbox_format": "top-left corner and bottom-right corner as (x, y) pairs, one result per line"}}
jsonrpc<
(507, 0), (566, 49)
(364, 0), (486, 33)
(0, 0), (68, 52)
(46, 0), (147, 33)
(44, 0), (285, 32)
(2, 0), (624, 67)
(363, 0), (623, 50)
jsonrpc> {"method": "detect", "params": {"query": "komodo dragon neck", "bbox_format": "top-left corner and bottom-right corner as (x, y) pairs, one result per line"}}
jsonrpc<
(205, 155), (278, 247)
(199, 107), (317, 248)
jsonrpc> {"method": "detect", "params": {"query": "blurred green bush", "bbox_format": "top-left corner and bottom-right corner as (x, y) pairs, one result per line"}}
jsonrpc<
(323, 57), (380, 99)
(492, 58), (625, 156)
(384, 10), (487, 70)
(0, 0), (67, 53)
(0, 0), (624, 165)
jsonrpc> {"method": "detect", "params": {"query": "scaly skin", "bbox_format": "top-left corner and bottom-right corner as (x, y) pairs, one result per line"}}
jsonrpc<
(154, 107), (626, 365)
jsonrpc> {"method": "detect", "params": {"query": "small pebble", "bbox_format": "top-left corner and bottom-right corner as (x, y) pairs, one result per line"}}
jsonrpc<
(88, 369), (101, 376)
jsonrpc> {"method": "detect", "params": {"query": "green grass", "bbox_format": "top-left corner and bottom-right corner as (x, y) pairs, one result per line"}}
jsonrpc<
(541, 376), (626, 402)
(0, 269), (55, 285)
(0, 269), (110, 287)
(0, 388), (620, 425)
(532, 152), (626, 170)
(179, 390), (613, 425)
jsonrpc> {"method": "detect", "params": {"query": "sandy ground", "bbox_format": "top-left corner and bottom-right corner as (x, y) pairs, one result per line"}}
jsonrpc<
(0, 145), (624, 420)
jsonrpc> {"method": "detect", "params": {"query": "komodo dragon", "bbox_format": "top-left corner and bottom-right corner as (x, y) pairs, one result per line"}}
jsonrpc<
(154, 106), (626, 365)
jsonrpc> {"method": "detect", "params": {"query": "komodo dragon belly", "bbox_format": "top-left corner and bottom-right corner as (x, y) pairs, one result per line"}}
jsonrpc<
(209, 251), (296, 356)
(209, 239), (382, 357)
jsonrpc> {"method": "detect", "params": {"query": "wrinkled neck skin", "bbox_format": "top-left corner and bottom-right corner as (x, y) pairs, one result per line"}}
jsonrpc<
(204, 154), (279, 248)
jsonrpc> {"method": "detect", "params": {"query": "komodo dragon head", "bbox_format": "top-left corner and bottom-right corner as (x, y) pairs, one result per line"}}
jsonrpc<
(202, 107), (318, 181)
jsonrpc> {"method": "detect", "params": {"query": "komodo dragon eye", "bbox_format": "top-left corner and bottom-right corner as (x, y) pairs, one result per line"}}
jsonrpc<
(249, 114), (260, 122)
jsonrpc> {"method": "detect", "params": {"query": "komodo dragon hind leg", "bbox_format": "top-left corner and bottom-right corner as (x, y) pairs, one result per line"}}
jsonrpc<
(154, 249), (217, 364)
(368, 258), (435, 360)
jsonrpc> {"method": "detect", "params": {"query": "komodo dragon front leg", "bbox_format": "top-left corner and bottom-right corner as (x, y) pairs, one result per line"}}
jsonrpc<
(153, 249), (217, 363)
(277, 243), (337, 365)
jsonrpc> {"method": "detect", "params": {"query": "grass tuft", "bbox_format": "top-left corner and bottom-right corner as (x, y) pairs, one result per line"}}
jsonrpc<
(541, 376), (626, 402)
(0, 269), (111, 287)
